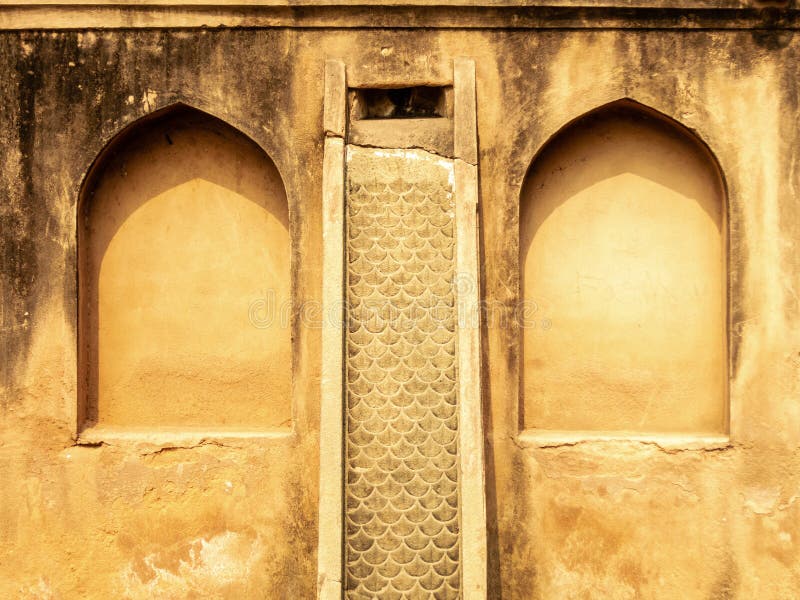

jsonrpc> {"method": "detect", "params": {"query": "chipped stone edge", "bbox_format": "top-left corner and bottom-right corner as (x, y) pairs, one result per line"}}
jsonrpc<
(75, 427), (294, 447)
(317, 58), (346, 600)
(72, 428), (296, 456)
(454, 57), (488, 600)
(516, 430), (733, 453)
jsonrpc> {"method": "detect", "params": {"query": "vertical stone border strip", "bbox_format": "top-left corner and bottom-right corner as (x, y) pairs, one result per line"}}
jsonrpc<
(324, 59), (346, 138)
(317, 59), (346, 600)
(454, 57), (488, 599)
(454, 58), (478, 166)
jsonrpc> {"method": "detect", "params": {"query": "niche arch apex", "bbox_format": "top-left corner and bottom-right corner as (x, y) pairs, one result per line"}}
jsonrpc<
(520, 98), (728, 198)
(78, 101), (291, 211)
(518, 97), (729, 437)
(77, 103), (294, 434)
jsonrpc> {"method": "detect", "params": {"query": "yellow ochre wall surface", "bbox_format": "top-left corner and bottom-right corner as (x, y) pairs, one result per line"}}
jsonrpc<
(0, 11), (799, 599)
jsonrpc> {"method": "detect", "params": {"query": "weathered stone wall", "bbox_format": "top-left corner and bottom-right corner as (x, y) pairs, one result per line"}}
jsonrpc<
(1, 14), (799, 599)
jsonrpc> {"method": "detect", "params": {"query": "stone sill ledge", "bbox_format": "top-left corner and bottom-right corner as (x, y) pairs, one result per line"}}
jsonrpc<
(517, 430), (732, 451)
(76, 426), (294, 447)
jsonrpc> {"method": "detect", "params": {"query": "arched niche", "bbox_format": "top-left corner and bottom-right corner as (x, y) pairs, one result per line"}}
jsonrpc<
(78, 105), (292, 430)
(520, 100), (727, 435)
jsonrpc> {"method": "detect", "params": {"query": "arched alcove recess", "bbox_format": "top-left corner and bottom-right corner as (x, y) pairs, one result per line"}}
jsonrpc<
(520, 99), (727, 435)
(78, 105), (292, 430)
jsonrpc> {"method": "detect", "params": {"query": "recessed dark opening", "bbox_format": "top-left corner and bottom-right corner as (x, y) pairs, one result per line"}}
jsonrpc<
(356, 86), (446, 119)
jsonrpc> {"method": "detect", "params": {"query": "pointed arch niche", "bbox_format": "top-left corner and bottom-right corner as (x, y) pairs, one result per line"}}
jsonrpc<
(78, 105), (292, 432)
(520, 100), (727, 435)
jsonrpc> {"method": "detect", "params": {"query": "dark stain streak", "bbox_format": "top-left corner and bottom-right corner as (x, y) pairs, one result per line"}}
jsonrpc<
(1, 34), (43, 402)
(752, 7), (795, 50)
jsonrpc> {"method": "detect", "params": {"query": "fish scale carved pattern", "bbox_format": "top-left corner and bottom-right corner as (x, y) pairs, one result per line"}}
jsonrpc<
(344, 148), (461, 600)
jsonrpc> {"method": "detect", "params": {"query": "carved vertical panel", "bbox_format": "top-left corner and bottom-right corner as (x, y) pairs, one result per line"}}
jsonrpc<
(344, 147), (461, 599)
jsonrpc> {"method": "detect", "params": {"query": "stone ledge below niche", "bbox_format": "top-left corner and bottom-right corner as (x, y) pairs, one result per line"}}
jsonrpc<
(516, 430), (732, 451)
(75, 425), (294, 448)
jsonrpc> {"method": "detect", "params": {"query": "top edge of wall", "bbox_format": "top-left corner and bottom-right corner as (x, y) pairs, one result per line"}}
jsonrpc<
(0, 0), (754, 7)
(3, 1), (799, 32)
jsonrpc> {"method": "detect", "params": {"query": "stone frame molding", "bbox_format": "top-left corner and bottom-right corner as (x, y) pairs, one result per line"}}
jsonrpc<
(316, 57), (487, 599)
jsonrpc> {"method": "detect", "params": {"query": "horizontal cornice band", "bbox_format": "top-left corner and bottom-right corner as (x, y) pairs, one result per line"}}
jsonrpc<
(0, 4), (799, 31)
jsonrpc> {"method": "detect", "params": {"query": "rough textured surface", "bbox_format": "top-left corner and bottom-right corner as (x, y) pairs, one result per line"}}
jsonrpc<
(344, 147), (460, 599)
(0, 18), (798, 600)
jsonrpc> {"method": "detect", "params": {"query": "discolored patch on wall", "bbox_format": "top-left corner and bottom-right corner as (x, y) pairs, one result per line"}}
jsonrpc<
(1, 36), (42, 395)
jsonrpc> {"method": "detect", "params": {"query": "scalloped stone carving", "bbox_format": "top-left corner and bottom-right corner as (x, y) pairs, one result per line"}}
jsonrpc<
(344, 147), (460, 599)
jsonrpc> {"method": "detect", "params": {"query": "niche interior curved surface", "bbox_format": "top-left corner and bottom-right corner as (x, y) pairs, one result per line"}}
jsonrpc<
(520, 101), (727, 435)
(79, 106), (291, 430)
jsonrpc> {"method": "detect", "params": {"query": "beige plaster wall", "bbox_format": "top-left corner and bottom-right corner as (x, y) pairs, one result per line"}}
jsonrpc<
(0, 21), (799, 600)
(521, 106), (726, 434)
(80, 108), (292, 430)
